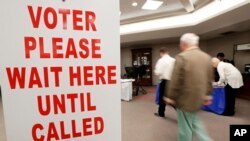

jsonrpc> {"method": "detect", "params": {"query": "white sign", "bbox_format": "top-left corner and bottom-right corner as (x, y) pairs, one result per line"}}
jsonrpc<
(0, 0), (121, 141)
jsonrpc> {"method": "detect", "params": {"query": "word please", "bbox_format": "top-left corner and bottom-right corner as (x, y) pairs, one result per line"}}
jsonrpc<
(24, 37), (101, 59)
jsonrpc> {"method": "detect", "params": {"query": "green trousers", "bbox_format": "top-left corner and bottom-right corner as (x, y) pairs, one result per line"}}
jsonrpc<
(177, 109), (213, 141)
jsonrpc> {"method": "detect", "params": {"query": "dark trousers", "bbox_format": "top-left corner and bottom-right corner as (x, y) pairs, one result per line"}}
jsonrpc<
(223, 84), (237, 116)
(158, 80), (168, 117)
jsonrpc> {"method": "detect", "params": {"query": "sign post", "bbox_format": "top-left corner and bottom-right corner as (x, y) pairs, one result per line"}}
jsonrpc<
(0, 0), (121, 141)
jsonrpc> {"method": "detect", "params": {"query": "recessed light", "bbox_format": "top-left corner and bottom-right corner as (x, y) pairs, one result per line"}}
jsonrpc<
(132, 2), (138, 7)
(142, 0), (163, 10)
(121, 0), (247, 35)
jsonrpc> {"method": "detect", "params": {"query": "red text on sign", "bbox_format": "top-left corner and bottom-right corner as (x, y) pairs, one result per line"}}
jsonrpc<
(24, 37), (101, 59)
(6, 67), (62, 89)
(69, 66), (117, 86)
(37, 92), (96, 116)
(27, 5), (97, 31)
(32, 117), (104, 141)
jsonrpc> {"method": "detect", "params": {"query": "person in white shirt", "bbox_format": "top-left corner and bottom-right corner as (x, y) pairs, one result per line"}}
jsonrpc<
(154, 47), (175, 117)
(212, 57), (244, 116)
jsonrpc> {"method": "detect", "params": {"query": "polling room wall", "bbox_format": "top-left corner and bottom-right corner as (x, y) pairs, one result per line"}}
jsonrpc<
(121, 30), (250, 85)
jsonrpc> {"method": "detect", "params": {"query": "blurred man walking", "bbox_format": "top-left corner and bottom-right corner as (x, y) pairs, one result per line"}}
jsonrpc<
(165, 33), (213, 141)
(154, 47), (175, 117)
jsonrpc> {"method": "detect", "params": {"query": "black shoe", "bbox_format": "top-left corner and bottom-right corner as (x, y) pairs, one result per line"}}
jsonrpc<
(154, 113), (165, 117)
(223, 112), (235, 116)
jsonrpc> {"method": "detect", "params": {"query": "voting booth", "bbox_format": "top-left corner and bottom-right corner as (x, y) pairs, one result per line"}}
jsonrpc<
(0, 0), (121, 141)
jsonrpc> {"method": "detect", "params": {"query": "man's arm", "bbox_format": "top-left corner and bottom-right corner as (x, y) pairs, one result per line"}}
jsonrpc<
(204, 61), (214, 105)
(154, 59), (162, 76)
(207, 60), (214, 96)
(217, 64), (226, 85)
(165, 55), (185, 101)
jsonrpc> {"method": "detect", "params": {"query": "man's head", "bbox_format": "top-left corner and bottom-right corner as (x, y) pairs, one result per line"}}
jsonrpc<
(217, 52), (225, 61)
(180, 33), (199, 51)
(211, 57), (221, 68)
(159, 47), (168, 57)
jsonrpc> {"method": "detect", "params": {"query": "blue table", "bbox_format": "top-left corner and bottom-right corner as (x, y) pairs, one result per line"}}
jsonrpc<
(202, 86), (226, 115)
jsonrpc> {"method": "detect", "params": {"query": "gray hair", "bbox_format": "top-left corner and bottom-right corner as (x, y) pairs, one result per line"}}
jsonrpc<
(180, 33), (199, 46)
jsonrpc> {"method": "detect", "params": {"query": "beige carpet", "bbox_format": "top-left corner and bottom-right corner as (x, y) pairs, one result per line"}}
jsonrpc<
(1, 91), (250, 141)
(122, 92), (250, 141)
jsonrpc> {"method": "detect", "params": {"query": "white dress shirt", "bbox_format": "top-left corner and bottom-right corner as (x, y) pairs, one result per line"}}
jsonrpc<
(217, 61), (244, 89)
(154, 54), (175, 80)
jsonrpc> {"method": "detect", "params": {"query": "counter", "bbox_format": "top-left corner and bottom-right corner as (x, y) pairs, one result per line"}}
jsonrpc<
(237, 74), (250, 100)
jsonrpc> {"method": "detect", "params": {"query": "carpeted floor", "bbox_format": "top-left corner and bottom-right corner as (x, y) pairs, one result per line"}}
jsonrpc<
(122, 87), (250, 141)
(1, 88), (250, 141)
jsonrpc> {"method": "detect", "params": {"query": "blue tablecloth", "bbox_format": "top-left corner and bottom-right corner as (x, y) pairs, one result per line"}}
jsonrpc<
(202, 86), (226, 115)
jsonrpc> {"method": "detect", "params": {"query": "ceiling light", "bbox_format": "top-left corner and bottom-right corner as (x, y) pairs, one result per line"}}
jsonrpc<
(119, 11), (121, 15)
(132, 2), (138, 7)
(121, 0), (248, 35)
(142, 0), (163, 10)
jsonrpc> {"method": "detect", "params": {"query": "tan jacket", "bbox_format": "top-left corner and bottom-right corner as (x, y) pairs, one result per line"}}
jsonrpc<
(165, 47), (213, 112)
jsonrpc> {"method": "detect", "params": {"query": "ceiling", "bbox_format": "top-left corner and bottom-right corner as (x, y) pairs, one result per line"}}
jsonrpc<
(120, 0), (213, 24)
(120, 0), (250, 46)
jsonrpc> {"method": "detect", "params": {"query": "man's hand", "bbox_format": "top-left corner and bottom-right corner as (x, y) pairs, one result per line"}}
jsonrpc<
(213, 82), (225, 87)
(203, 96), (212, 106)
(212, 82), (218, 86)
(203, 99), (212, 106)
(163, 97), (176, 105)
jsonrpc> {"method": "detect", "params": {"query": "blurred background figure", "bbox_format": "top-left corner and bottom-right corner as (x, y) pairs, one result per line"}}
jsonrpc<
(154, 47), (175, 117)
(215, 52), (235, 81)
(217, 52), (234, 65)
(217, 52), (226, 62)
(212, 57), (244, 116)
(165, 33), (213, 141)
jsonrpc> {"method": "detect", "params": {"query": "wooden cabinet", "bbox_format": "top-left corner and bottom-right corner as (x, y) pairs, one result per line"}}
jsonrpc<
(131, 48), (152, 86)
(237, 74), (250, 100)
